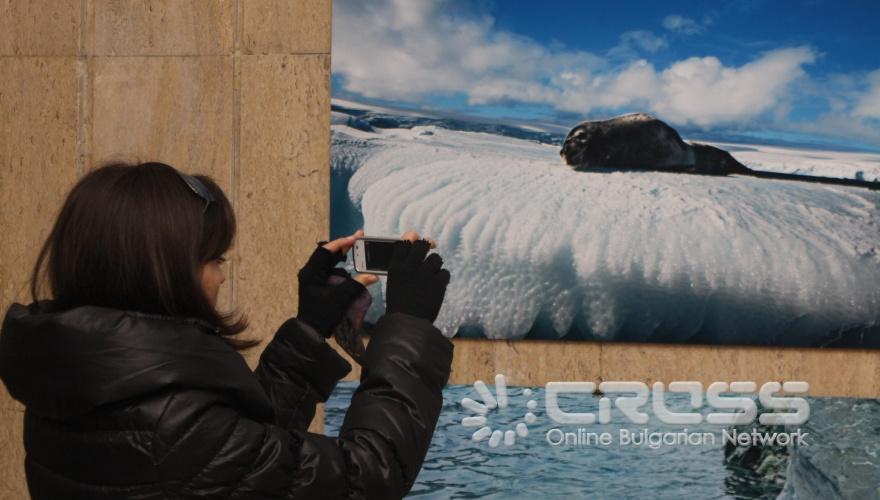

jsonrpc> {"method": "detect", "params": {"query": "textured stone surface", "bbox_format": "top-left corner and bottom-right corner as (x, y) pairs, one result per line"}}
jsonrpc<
(241, 0), (331, 54)
(1, 1), (336, 493)
(448, 339), (602, 387)
(777, 347), (879, 398)
(601, 343), (785, 389)
(0, 56), (78, 494)
(236, 54), (331, 367)
(92, 0), (234, 55)
(340, 334), (878, 398)
(90, 55), (236, 311)
(0, 0), (81, 56)
(91, 56), (234, 177)
(0, 409), (26, 500)
(337, 336), (603, 388)
(600, 342), (879, 398)
(0, 57), (81, 312)
(308, 405), (323, 434)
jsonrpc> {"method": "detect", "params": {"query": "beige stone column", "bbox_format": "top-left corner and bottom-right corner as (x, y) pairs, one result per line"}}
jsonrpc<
(0, 1), (332, 496)
(235, 0), (333, 432)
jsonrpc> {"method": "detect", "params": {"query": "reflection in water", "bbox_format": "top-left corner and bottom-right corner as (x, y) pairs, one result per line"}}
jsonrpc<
(325, 382), (785, 499)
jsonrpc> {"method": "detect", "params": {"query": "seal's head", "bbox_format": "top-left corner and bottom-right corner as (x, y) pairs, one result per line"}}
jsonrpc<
(560, 113), (688, 169)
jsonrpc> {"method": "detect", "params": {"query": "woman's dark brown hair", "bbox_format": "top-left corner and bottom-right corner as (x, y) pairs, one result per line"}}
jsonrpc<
(30, 162), (254, 349)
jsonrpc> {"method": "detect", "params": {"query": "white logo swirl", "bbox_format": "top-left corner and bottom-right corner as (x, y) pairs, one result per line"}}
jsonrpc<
(460, 374), (538, 447)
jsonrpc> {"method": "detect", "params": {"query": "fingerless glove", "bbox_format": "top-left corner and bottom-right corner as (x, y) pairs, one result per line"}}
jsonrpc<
(385, 239), (451, 323)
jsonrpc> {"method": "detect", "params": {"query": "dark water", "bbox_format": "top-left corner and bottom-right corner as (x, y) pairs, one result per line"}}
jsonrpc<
(325, 381), (782, 499)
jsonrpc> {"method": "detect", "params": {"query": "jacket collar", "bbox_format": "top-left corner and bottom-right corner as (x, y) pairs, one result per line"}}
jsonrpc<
(0, 302), (273, 421)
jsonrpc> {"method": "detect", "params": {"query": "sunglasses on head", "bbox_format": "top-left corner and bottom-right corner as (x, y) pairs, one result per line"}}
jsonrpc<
(176, 171), (215, 212)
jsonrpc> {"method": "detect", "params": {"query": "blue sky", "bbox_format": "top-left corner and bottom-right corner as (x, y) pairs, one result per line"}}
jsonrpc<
(490, 1), (880, 74)
(332, 0), (880, 149)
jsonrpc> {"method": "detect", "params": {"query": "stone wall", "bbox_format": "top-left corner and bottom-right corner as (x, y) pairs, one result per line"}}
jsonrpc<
(0, 1), (332, 497)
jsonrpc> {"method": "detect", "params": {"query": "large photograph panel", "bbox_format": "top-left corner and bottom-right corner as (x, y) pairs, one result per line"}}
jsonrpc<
(330, 1), (879, 347)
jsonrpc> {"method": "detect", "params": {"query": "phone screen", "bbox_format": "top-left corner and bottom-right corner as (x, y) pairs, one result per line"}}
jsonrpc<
(364, 240), (395, 271)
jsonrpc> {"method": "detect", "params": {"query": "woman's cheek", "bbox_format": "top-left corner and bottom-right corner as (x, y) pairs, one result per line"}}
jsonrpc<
(201, 262), (223, 305)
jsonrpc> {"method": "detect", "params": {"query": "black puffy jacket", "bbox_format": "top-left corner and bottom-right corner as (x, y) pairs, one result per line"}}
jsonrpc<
(0, 302), (453, 499)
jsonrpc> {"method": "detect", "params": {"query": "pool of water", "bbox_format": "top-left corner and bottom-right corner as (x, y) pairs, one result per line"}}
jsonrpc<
(325, 381), (780, 499)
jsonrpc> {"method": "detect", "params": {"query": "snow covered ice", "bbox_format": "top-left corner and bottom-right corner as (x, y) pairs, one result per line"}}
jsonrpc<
(331, 102), (880, 345)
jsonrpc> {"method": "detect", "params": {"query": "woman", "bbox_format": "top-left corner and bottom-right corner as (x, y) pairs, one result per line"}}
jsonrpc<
(0, 162), (453, 499)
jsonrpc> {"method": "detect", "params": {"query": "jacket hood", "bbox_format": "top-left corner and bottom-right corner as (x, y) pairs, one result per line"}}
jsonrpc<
(0, 302), (273, 421)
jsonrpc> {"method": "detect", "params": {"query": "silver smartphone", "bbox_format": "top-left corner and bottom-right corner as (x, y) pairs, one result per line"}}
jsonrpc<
(352, 236), (399, 275)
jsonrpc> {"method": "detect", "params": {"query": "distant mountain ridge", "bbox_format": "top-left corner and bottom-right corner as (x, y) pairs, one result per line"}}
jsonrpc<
(332, 100), (566, 145)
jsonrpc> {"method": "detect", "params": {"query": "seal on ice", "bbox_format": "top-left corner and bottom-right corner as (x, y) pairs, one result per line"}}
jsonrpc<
(559, 113), (879, 190)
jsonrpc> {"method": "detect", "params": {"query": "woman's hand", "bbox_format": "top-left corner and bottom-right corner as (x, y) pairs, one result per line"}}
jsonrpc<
(319, 229), (379, 287)
(296, 230), (377, 337)
(385, 231), (450, 323)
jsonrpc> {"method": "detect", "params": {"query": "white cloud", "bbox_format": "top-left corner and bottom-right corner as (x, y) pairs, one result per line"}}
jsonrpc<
(769, 70), (880, 147)
(333, 0), (817, 128)
(652, 47), (817, 126)
(609, 30), (667, 59)
(853, 69), (880, 118)
(332, 0), (601, 102)
(662, 14), (710, 35)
